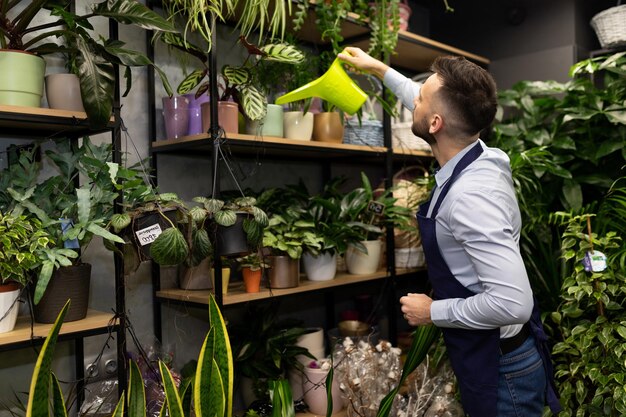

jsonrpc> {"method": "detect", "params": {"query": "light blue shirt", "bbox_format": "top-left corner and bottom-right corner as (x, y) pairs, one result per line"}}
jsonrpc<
(384, 68), (533, 338)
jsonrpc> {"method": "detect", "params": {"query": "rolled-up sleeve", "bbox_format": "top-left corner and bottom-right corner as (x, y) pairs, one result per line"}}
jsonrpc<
(383, 68), (421, 111)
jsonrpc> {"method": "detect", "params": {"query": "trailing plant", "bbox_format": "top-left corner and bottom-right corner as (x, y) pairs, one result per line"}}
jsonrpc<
(489, 51), (626, 311)
(0, 0), (175, 127)
(195, 196), (269, 251)
(550, 213), (626, 416)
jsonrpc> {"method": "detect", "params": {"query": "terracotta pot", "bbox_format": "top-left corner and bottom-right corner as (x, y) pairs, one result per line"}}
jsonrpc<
(201, 101), (239, 134)
(242, 267), (262, 293)
(313, 112), (344, 143)
(45, 73), (85, 112)
(34, 263), (91, 323)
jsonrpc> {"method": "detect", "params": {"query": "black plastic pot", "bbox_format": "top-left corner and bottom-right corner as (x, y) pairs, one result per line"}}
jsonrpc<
(216, 213), (250, 257)
(131, 208), (178, 262)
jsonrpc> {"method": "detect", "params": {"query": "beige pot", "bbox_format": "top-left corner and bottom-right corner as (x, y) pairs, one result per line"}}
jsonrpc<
(45, 73), (85, 112)
(268, 255), (300, 288)
(345, 240), (383, 275)
(179, 257), (212, 290)
(283, 111), (314, 141)
(312, 112), (344, 143)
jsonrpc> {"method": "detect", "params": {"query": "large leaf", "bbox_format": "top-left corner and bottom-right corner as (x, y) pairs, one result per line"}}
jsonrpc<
(259, 43), (304, 63)
(93, 0), (176, 32)
(50, 374), (68, 417)
(195, 329), (225, 417)
(214, 210), (237, 227)
(150, 227), (189, 266)
(26, 300), (70, 417)
(208, 293), (233, 417)
(75, 36), (115, 128)
(177, 70), (207, 95)
(127, 361), (145, 417)
(222, 65), (250, 85)
(240, 84), (267, 121)
(86, 222), (125, 244)
(376, 324), (440, 417)
(160, 362), (185, 417)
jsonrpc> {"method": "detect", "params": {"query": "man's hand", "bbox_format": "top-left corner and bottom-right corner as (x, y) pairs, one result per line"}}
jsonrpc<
(338, 46), (389, 79)
(400, 293), (433, 326)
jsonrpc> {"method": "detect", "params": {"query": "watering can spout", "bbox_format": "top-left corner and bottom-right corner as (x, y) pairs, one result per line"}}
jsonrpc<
(275, 58), (367, 115)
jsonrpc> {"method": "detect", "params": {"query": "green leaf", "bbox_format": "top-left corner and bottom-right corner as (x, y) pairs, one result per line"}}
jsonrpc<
(208, 294), (233, 416)
(160, 362), (185, 417)
(93, 0), (176, 32)
(111, 213), (131, 232)
(177, 70), (207, 95)
(111, 393), (125, 417)
(259, 43), (304, 63)
(222, 65), (250, 85)
(195, 329), (225, 417)
(215, 210), (237, 227)
(50, 374), (68, 417)
(128, 361), (145, 417)
(240, 85), (267, 121)
(86, 222), (125, 244)
(150, 227), (189, 266)
(75, 36), (115, 128)
(562, 180), (583, 210)
(26, 300), (70, 417)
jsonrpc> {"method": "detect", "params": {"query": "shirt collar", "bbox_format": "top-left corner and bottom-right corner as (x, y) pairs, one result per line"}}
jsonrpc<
(434, 139), (485, 188)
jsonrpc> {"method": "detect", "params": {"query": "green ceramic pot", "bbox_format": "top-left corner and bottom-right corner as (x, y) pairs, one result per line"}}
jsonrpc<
(0, 50), (46, 107)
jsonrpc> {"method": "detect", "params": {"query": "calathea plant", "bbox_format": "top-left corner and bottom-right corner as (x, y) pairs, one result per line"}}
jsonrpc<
(161, 33), (304, 121)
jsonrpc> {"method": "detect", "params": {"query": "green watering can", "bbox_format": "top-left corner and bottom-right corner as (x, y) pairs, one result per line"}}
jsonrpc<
(275, 58), (367, 115)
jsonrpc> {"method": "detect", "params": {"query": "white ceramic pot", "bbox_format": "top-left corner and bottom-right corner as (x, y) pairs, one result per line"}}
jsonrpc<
(302, 252), (337, 281)
(45, 73), (85, 112)
(283, 111), (314, 141)
(345, 240), (383, 275)
(296, 327), (325, 353)
(0, 283), (21, 334)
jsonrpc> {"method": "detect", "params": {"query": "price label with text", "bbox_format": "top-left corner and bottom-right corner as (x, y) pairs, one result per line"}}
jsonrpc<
(367, 201), (385, 216)
(135, 223), (163, 246)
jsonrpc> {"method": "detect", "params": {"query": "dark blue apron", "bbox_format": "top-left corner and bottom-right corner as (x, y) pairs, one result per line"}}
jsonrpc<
(416, 142), (561, 416)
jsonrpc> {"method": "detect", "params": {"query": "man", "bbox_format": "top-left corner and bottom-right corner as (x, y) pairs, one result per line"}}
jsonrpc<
(338, 47), (561, 417)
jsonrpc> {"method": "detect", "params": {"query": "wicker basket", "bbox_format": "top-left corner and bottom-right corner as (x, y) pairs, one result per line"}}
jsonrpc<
(591, 4), (626, 49)
(343, 119), (384, 147)
(391, 103), (431, 152)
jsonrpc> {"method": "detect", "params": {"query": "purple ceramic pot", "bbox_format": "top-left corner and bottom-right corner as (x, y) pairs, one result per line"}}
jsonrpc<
(184, 93), (211, 135)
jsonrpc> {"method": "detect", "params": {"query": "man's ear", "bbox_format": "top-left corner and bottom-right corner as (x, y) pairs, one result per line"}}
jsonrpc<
(429, 113), (443, 134)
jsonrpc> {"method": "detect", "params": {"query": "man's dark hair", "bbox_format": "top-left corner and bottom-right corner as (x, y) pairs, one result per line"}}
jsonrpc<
(430, 56), (497, 136)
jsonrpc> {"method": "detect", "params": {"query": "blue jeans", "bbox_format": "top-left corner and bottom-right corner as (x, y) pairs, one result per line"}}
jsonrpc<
(497, 335), (546, 416)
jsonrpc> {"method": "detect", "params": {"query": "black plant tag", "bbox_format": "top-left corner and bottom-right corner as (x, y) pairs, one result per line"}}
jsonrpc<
(367, 201), (385, 216)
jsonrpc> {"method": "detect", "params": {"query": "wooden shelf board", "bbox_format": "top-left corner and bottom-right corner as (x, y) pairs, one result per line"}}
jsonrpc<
(351, 30), (489, 73)
(152, 132), (387, 158)
(157, 269), (395, 306)
(152, 132), (434, 160)
(0, 104), (114, 136)
(0, 310), (117, 348)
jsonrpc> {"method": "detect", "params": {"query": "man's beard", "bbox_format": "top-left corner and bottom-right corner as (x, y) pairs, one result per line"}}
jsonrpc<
(411, 115), (436, 145)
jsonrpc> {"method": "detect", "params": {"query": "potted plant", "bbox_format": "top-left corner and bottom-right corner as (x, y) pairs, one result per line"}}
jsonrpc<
(0, 139), (124, 323)
(195, 196), (269, 257)
(262, 209), (320, 289)
(0, 0), (176, 127)
(169, 36), (305, 134)
(236, 252), (270, 293)
(253, 39), (318, 141)
(0, 211), (52, 333)
(230, 301), (314, 407)
(338, 172), (414, 275)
